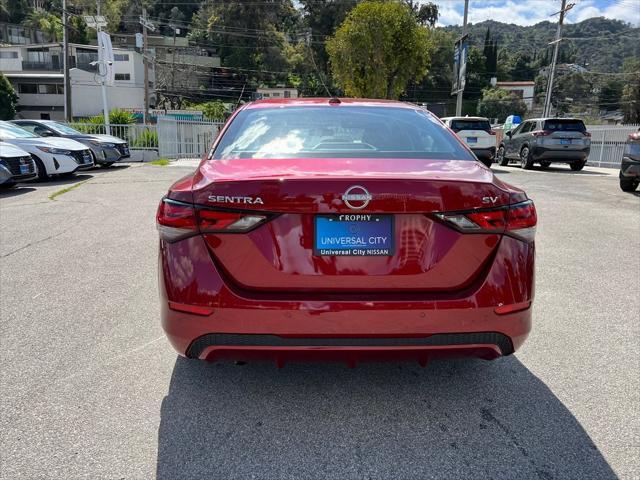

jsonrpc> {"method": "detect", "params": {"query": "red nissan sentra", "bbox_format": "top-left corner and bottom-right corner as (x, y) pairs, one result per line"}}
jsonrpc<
(157, 98), (536, 366)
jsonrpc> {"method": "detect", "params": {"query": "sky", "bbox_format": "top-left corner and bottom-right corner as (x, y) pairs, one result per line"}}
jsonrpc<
(432, 0), (640, 27)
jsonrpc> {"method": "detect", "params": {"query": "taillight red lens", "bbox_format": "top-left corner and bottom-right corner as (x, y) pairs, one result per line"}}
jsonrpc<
(156, 201), (197, 229)
(583, 131), (591, 137)
(466, 209), (506, 230)
(197, 209), (245, 231)
(506, 201), (537, 230)
(156, 198), (269, 242)
(435, 200), (536, 242)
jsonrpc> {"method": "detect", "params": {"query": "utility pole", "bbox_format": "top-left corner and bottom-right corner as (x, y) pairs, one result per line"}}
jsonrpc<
(170, 24), (178, 107)
(543, 0), (575, 117)
(455, 0), (469, 116)
(139, 9), (155, 124)
(62, 0), (72, 120)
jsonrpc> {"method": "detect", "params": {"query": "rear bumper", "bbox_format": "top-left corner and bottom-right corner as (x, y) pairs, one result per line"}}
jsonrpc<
(471, 147), (496, 160)
(531, 146), (589, 161)
(620, 157), (640, 178)
(159, 235), (534, 364)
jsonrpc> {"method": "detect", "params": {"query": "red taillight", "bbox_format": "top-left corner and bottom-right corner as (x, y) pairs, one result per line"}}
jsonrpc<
(156, 200), (197, 242)
(489, 131), (496, 135)
(435, 200), (537, 242)
(156, 198), (269, 242)
(583, 131), (591, 137)
(466, 209), (506, 230)
(532, 130), (552, 137)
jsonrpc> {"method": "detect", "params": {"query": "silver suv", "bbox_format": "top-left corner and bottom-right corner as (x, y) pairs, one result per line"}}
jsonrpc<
(497, 118), (591, 170)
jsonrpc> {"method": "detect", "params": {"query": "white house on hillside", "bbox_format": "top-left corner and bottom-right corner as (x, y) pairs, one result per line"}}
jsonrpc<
(495, 81), (535, 111)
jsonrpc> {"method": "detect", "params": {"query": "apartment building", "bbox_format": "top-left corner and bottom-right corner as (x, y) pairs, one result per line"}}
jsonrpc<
(0, 42), (155, 120)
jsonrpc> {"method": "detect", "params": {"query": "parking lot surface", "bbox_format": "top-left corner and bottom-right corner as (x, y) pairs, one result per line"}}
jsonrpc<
(1, 163), (638, 480)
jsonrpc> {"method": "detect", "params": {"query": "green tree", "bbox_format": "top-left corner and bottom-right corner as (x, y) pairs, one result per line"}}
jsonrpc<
(0, 73), (19, 120)
(465, 46), (488, 100)
(404, 0), (439, 26)
(408, 29), (454, 103)
(597, 78), (623, 111)
(477, 87), (527, 123)
(621, 58), (640, 123)
(199, 100), (228, 120)
(23, 10), (63, 42)
(326, 1), (434, 99)
(554, 73), (593, 111)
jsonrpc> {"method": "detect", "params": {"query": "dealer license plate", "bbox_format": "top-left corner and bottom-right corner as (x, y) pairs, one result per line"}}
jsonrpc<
(314, 214), (394, 256)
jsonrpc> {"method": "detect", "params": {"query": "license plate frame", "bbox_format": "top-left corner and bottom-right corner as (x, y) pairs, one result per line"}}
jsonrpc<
(314, 214), (394, 256)
(466, 137), (478, 144)
(560, 139), (571, 145)
(19, 164), (29, 174)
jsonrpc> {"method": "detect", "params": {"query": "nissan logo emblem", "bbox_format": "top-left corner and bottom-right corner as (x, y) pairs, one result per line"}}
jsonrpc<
(342, 185), (372, 210)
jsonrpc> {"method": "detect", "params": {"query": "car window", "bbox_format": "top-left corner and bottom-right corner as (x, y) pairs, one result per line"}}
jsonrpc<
(14, 122), (39, 134)
(0, 123), (38, 139)
(47, 122), (83, 135)
(509, 123), (523, 136)
(212, 106), (476, 161)
(450, 119), (491, 132)
(519, 122), (533, 134)
(543, 119), (586, 132)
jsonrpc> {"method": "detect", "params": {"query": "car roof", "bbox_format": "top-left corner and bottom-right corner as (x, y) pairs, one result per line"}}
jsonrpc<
(243, 98), (419, 110)
(441, 116), (489, 121)
(524, 118), (584, 122)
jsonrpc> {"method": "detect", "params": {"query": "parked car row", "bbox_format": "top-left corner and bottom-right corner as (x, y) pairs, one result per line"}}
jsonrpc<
(0, 120), (129, 188)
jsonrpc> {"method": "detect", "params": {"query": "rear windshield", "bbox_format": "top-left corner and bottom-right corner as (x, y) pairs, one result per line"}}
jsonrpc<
(450, 119), (491, 132)
(212, 106), (475, 161)
(543, 119), (586, 132)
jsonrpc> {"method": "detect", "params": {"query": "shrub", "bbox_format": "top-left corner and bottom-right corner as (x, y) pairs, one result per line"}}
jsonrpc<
(132, 128), (158, 148)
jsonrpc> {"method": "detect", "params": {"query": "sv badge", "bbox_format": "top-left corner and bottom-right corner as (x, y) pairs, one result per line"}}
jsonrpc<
(482, 196), (499, 204)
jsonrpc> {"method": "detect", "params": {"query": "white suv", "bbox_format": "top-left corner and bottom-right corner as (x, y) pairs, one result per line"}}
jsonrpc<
(0, 121), (93, 180)
(441, 116), (496, 167)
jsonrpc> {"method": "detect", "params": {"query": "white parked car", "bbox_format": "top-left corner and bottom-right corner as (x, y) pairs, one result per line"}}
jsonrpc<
(0, 121), (93, 180)
(0, 142), (37, 187)
(441, 116), (496, 167)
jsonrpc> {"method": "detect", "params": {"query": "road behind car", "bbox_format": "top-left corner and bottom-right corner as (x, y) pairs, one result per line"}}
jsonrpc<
(0, 163), (638, 479)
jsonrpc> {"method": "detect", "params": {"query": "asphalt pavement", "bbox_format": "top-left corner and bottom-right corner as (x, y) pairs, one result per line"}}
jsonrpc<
(1, 162), (638, 480)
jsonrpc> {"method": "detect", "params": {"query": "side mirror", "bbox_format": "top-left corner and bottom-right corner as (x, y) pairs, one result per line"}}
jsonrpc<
(38, 130), (56, 137)
(505, 131), (512, 138)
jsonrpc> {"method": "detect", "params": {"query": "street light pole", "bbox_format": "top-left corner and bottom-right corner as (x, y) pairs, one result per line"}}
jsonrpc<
(455, 0), (469, 116)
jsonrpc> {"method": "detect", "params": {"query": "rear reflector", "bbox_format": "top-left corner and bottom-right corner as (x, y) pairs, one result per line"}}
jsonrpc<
(157, 198), (270, 242)
(435, 200), (537, 242)
(168, 301), (214, 316)
(494, 301), (531, 315)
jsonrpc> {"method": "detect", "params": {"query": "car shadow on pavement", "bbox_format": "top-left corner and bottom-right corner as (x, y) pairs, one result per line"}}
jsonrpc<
(0, 186), (37, 198)
(36, 174), (94, 187)
(156, 356), (617, 480)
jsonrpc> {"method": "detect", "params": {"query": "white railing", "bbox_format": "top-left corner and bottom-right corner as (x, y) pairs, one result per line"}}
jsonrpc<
(157, 117), (224, 159)
(68, 123), (159, 150)
(586, 124), (639, 168)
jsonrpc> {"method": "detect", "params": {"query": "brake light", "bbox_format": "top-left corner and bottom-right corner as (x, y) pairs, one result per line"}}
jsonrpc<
(156, 198), (269, 242)
(532, 130), (552, 137)
(583, 131), (591, 137)
(156, 200), (197, 242)
(435, 200), (537, 242)
(489, 130), (496, 135)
